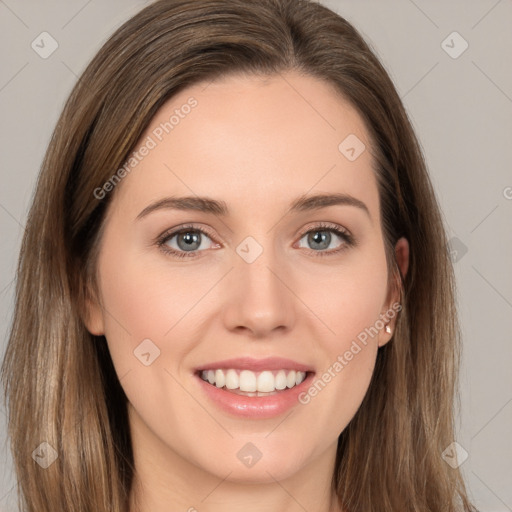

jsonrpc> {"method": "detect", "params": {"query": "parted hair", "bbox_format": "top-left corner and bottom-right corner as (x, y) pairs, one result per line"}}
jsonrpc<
(1, 0), (478, 511)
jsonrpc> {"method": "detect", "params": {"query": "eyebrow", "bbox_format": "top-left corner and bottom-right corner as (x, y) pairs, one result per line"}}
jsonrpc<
(136, 192), (371, 221)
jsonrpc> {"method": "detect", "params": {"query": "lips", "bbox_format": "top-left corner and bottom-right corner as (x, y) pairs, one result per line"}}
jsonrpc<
(193, 356), (316, 418)
(194, 356), (315, 373)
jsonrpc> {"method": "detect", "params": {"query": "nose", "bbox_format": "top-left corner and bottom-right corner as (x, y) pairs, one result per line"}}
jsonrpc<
(221, 240), (296, 338)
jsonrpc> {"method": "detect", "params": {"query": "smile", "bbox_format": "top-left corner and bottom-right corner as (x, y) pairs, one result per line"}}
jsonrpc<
(199, 368), (308, 395)
(194, 357), (315, 418)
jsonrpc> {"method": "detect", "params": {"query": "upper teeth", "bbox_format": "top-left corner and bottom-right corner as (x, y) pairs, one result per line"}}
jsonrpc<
(200, 369), (307, 392)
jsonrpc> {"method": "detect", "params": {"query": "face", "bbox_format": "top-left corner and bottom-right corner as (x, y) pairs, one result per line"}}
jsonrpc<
(85, 71), (408, 487)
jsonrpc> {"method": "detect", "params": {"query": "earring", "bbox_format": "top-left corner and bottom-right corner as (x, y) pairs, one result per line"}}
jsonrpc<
(385, 325), (392, 334)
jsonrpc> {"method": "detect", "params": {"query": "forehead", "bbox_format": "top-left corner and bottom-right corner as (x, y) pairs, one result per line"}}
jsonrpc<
(109, 71), (379, 223)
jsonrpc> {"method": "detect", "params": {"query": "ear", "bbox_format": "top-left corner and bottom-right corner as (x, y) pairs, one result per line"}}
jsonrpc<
(82, 285), (105, 336)
(378, 236), (409, 347)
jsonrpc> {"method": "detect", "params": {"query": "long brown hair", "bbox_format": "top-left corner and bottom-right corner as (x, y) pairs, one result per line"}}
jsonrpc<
(1, 0), (478, 511)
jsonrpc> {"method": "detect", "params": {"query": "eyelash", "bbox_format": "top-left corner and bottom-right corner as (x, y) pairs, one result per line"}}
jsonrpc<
(155, 222), (355, 259)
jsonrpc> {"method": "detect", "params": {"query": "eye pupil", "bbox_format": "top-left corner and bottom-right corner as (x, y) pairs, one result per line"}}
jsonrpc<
(308, 231), (331, 250)
(178, 231), (201, 251)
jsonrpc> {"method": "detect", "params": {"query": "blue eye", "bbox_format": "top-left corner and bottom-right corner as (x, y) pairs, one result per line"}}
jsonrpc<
(157, 225), (218, 258)
(296, 223), (354, 256)
(156, 222), (355, 259)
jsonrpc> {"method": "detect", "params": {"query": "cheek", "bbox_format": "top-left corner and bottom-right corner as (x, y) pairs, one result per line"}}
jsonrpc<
(299, 248), (389, 348)
(98, 229), (390, 366)
(95, 241), (205, 380)
(98, 242), (206, 333)
(295, 248), (388, 422)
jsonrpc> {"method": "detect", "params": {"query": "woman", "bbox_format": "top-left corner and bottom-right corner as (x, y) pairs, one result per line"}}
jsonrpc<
(1, 0), (479, 511)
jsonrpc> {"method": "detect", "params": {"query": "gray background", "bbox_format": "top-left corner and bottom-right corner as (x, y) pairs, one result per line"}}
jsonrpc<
(0, 0), (511, 510)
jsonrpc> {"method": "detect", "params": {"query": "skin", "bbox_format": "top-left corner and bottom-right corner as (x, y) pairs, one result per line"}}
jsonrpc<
(84, 70), (409, 512)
